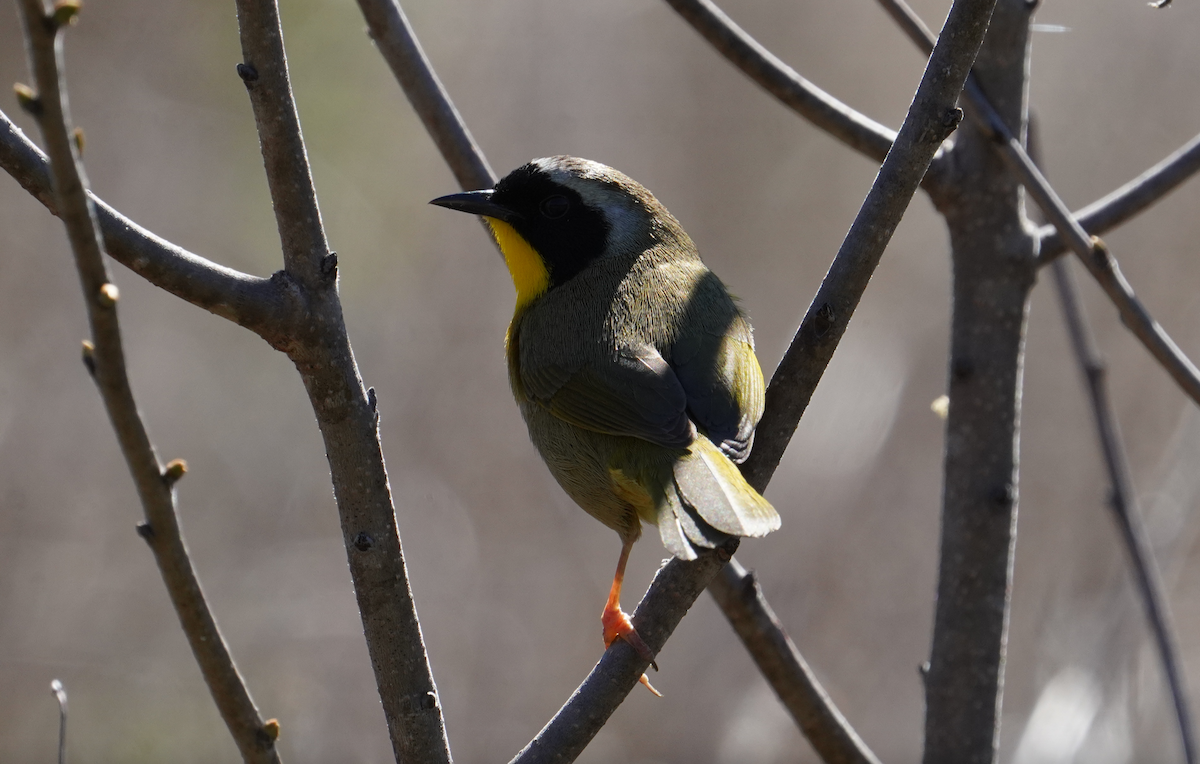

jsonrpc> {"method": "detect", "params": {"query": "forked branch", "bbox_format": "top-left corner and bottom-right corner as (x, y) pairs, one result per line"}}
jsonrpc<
(15, 2), (279, 762)
(0, 110), (290, 340)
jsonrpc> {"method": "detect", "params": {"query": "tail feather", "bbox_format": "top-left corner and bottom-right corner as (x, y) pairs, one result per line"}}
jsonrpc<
(674, 437), (779, 538)
(654, 437), (779, 558)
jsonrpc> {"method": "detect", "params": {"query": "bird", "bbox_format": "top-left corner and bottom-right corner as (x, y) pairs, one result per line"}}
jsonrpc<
(430, 156), (779, 693)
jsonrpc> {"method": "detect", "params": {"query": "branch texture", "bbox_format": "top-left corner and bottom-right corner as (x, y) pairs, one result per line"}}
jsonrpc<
(232, 0), (451, 760)
(15, 2), (279, 761)
(920, 2), (1036, 761)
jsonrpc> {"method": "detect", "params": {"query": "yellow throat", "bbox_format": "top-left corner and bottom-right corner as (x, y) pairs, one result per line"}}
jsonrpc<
(487, 218), (549, 314)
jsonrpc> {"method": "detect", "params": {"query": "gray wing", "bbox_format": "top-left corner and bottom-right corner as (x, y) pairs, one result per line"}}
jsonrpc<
(521, 344), (695, 449)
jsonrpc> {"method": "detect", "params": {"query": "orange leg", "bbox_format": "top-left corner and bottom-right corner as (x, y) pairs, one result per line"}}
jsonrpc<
(600, 537), (661, 696)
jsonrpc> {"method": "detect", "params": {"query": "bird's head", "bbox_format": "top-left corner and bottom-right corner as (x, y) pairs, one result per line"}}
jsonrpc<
(431, 157), (680, 311)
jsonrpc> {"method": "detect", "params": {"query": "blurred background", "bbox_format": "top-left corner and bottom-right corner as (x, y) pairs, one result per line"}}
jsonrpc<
(2, 0), (1199, 761)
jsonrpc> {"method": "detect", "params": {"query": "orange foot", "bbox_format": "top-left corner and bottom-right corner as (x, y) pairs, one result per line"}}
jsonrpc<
(602, 603), (662, 697)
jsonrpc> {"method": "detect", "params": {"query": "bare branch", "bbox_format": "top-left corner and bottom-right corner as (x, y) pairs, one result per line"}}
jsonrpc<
(662, 0), (898, 165)
(50, 680), (67, 764)
(1038, 132), (1200, 263)
(355, 0), (495, 190)
(708, 561), (882, 764)
(1051, 257), (1197, 764)
(0, 109), (288, 338)
(874, 0), (1200, 415)
(231, 1), (451, 760)
(15, 2), (279, 761)
(509, 545), (734, 764)
(233, 0), (329, 287)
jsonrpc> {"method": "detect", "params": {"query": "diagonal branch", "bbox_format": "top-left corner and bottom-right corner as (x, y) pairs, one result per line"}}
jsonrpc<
(15, 2), (279, 762)
(873, 0), (1200, 410)
(707, 561), (882, 764)
(1050, 256), (1197, 764)
(1038, 131), (1200, 263)
(662, 0), (897, 165)
(232, 0), (451, 761)
(0, 109), (290, 340)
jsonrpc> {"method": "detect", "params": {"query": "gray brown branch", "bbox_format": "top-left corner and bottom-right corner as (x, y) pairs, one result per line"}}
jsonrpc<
(1051, 257), (1197, 764)
(920, 2), (1035, 761)
(15, 2), (279, 762)
(232, 0), (451, 760)
(0, 109), (290, 340)
(708, 561), (882, 764)
(1037, 131), (1200, 263)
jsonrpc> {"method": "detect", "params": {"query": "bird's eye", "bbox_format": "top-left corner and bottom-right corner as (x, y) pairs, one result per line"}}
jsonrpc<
(540, 195), (570, 219)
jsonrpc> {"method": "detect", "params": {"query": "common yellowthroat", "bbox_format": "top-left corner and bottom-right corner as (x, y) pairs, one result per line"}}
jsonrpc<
(431, 157), (779, 692)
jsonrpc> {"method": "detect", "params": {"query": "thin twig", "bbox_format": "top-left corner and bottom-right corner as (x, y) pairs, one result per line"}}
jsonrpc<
(16, 2), (279, 762)
(232, 0), (451, 761)
(354, 0), (494, 190)
(1029, 99), (1195, 763)
(1051, 256), (1197, 764)
(1038, 132), (1200, 264)
(707, 562), (882, 764)
(0, 109), (289, 339)
(874, 0), (1200, 410)
(662, 0), (897, 165)
(50, 680), (67, 764)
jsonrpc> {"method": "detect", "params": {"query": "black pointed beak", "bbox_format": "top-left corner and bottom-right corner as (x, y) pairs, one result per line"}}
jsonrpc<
(429, 189), (520, 222)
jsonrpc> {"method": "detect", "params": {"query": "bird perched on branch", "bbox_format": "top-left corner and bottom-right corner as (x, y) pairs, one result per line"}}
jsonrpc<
(431, 157), (779, 694)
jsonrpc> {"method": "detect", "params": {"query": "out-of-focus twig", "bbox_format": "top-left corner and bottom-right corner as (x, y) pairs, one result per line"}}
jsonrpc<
(1038, 132), (1200, 264)
(355, 0), (494, 191)
(708, 561), (882, 764)
(874, 0), (1200, 410)
(0, 109), (290, 339)
(662, 0), (897, 165)
(15, 2), (280, 762)
(1051, 256), (1197, 764)
(50, 680), (67, 764)
(232, 0), (451, 761)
